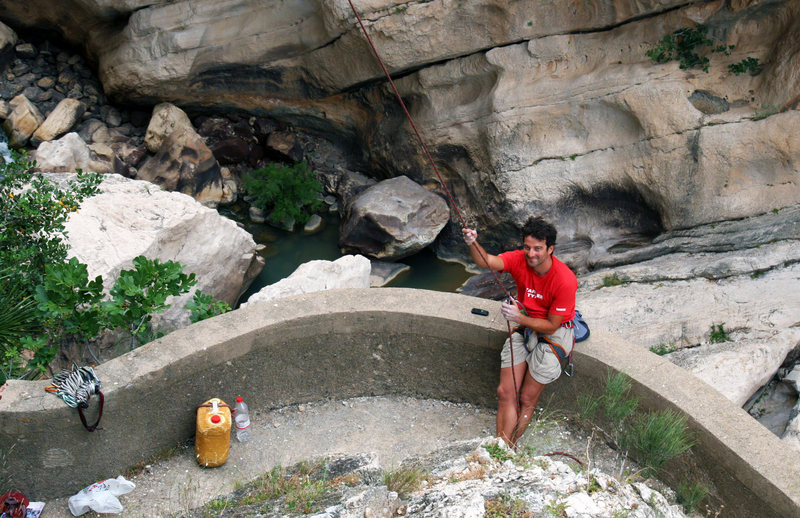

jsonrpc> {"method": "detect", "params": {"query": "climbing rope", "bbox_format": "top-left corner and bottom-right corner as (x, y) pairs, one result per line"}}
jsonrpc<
(346, 0), (534, 446)
(45, 363), (104, 432)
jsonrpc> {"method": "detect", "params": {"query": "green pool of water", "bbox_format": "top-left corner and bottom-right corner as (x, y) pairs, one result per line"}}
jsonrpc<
(222, 207), (473, 303)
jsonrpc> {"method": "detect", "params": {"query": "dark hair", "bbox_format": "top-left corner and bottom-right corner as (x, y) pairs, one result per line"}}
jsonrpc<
(522, 217), (557, 248)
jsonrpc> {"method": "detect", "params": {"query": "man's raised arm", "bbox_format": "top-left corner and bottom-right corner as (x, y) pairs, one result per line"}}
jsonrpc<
(462, 228), (504, 271)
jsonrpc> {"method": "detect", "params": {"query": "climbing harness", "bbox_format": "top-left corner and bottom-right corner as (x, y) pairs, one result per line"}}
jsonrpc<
(45, 363), (104, 432)
(346, 1), (585, 456)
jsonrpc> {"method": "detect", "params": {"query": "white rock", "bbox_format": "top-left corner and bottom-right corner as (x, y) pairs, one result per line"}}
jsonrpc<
(243, 255), (371, 307)
(34, 132), (91, 172)
(63, 174), (264, 330)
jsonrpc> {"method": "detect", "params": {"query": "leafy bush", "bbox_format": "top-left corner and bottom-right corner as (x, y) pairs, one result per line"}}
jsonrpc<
(646, 24), (737, 73)
(242, 161), (323, 226)
(1, 153), (101, 380)
(0, 151), (101, 288)
(186, 290), (231, 323)
(728, 57), (760, 76)
(709, 323), (728, 343)
(103, 256), (197, 349)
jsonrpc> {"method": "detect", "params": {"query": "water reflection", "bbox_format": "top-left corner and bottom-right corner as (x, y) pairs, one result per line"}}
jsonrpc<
(220, 205), (472, 303)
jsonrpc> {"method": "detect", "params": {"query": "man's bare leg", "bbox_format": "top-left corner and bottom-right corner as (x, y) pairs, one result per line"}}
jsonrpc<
(496, 361), (528, 446)
(513, 369), (546, 443)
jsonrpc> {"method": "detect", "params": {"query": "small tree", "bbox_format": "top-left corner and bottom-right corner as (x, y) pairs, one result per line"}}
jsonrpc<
(0, 153), (101, 380)
(103, 256), (197, 349)
(242, 161), (323, 226)
(0, 152), (102, 288)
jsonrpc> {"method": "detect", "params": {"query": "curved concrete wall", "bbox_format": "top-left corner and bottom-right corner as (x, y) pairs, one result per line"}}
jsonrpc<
(0, 289), (798, 516)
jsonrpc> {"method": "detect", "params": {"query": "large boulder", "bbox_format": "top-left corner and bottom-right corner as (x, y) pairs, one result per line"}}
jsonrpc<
(63, 174), (264, 331)
(31, 98), (85, 145)
(339, 176), (449, 260)
(143, 102), (194, 153)
(2, 94), (43, 148)
(243, 254), (370, 306)
(136, 126), (224, 207)
(33, 132), (91, 172)
(0, 20), (16, 70)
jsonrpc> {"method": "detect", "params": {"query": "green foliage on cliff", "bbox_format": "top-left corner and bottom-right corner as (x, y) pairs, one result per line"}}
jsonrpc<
(243, 161), (323, 226)
(646, 24), (759, 76)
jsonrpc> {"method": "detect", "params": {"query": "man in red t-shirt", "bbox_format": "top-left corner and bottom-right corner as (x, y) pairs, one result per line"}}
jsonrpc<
(463, 217), (577, 447)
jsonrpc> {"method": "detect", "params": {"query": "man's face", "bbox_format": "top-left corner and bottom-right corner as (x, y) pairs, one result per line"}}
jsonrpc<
(522, 236), (554, 270)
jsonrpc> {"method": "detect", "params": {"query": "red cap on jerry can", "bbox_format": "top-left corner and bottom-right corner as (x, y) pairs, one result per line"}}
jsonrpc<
(211, 414), (221, 423)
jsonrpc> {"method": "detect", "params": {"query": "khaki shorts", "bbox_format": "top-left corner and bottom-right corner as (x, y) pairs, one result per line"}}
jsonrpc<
(500, 326), (575, 384)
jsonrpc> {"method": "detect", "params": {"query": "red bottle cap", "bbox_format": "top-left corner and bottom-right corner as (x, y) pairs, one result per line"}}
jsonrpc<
(236, 396), (243, 403)
(211, 415), (221, 423)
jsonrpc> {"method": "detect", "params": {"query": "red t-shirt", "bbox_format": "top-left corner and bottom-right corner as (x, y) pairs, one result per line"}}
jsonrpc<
(498, 250), (577, 321)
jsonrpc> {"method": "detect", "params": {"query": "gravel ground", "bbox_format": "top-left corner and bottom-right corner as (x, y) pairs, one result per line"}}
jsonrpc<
(38, 395), (639, 517)
(39, 396), (496, 517)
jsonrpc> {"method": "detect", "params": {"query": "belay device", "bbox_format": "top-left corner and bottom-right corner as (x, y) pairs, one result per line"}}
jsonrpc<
(45, 363), (104, 432)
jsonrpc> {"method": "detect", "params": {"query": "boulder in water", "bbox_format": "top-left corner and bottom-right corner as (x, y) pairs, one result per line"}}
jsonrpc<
(339, 176), (449, 260)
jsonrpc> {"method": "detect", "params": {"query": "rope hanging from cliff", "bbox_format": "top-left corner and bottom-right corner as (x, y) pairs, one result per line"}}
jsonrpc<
(345, 0), (516, 303)
(346, 0), (530, 437)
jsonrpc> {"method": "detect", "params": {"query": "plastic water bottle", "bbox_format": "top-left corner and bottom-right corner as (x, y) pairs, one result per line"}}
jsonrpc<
(233, 396), (252, 442)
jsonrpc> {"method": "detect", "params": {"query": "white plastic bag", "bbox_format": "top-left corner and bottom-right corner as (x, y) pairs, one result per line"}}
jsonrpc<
(68, 475), (135, 516)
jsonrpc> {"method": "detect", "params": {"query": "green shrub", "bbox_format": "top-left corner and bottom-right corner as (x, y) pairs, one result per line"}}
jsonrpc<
(649, 342), (676, 356)
(186, 290), (231, 323)
(646, 24), (739, 73)
(384, 466), (429, 498)
(242, 161), (323, 226)
(601, 273), (624, 287)
(728, 57), (760, 76)
(753, 104), (779, 121)
(103, 256), (197, 349)
(0, 268), (41, 381)
(483, 442), (513, 462)
(625, 410), (694, 475)
(0, 153), (101, 380)
(0, 152), (101, 288)
(576, 392), (600, 419)
(602, 372), (638, 426)
(709, 323), (728, 343)
(676, 480), (709, 513)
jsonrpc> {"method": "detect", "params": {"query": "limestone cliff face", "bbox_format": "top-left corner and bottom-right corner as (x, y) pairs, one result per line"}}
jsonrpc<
(1, 0), (798, 267)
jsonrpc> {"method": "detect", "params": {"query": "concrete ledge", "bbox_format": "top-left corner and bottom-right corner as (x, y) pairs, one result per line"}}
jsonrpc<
(1, 288), (798, 516)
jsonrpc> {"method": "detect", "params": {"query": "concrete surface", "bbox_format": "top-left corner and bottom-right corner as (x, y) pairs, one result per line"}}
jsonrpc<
(1, 288), (799, 517)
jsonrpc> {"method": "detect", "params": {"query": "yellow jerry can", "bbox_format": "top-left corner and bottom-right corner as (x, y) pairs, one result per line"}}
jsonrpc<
(195, 398), (231, 468)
